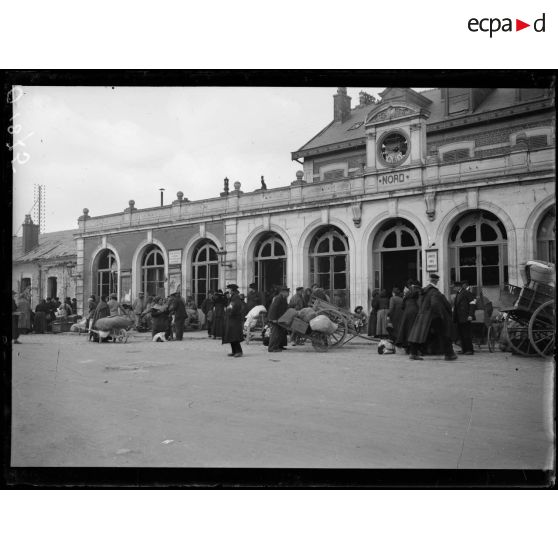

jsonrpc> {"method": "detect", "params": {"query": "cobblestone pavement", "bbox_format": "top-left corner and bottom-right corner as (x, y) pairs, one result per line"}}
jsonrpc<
(10, 329), (554, 469)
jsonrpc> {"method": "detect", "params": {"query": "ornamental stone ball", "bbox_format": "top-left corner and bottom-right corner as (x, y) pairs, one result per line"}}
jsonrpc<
(234, 181), (241, 191)
(129, 200), (135, 208)
(177, 191), (184, 201)
(296, 170), (304, 180)
(83, 208), (89, 215)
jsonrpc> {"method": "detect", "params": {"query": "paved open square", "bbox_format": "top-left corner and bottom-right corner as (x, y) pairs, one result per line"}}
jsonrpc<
(10, 331), (554, 469)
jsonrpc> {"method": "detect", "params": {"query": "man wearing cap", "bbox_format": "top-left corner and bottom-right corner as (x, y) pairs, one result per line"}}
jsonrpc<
(407, 273), (457, 361)
(246, 283), (264, 312)
(223, 284), (244, 357)
(132, 291), (146, 329)
(267, 285), (290, 352)
(288, 287), (305, 311)
(453, 280), (476, 355)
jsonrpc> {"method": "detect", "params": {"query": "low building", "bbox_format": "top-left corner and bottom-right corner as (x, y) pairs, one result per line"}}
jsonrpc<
(12, 215), (78, 307)
(71, 87), (555, 314)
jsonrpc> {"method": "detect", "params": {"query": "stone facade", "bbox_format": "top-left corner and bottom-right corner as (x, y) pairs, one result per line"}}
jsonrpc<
(72, 87), (555, 313)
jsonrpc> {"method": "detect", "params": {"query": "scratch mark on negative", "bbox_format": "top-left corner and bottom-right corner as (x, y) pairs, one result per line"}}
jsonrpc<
(55, 347), (60, 384)
(457, 397), (474, 469)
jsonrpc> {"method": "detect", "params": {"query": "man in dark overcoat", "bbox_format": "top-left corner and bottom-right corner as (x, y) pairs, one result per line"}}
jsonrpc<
(453, 280), (476, 355)
(407, 273), (457, 361)
(267, 286), (290, 352)
(222, 284), (244, 357)
(170, 292), (187, 341)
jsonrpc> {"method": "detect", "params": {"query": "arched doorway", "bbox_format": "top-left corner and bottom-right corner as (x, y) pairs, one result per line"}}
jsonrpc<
(94, 249), (118, 298)
(254, 233), (287, 295)
(536, 207), (555, 264)
(141, 245), (165, 297)
(191, 240), (219, 307)
(448, 210), (508, 301)
(372, 219), (421, 291)
(309, 226), (349, 308)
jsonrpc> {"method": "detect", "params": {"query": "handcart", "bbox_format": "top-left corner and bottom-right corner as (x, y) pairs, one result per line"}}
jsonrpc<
(88, 312), (134, 343)
(311, 297), (377, 347)
(279, 315), (337, 352)
(500, 261), (555, 357)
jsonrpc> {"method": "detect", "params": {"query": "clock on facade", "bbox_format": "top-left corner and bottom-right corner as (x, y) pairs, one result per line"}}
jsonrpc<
(378, 131), (410, 167)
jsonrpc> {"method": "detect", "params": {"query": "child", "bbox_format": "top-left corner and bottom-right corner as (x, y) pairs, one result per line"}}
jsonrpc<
(353, 306), (368, 333)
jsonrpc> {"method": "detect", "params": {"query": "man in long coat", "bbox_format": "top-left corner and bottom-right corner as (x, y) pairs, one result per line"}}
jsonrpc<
(132, 292), (146, 329)
(12, 291), (21, 344)
(222, 284), (244, 357)
(267, 286), (289, 352)
(407, 273), (457, 361)
(453, 280), (476, 355)
(170, 292), (187, 341)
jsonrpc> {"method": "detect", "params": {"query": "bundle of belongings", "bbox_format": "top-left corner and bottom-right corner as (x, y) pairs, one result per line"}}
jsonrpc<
(70, 317), (88, 333)
(377, 339), (396, 354)
(275, 308), (338, 337)
(244, 305), (267, 330)
(94, 315), (134, 331)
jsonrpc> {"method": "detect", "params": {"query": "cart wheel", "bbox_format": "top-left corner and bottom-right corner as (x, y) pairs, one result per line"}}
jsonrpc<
(317, 310), (347, 348)
(504, 315), (537, 357)
(487, 325), (497, 353)
(311, 332), (329, 352)
(528, 300), (555, 358)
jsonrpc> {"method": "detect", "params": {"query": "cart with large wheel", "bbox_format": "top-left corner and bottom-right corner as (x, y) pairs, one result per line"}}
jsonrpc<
(278, 315), (344, 352)
(311, 297), (377, 347)
(88, 310), (134, 343)
(500, 261), (555, 357)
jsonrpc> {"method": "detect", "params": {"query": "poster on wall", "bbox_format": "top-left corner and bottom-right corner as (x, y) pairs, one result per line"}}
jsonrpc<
(121, 275), (132, 303)
(425, 249), (438, 272)
(168, 273), (181, 295)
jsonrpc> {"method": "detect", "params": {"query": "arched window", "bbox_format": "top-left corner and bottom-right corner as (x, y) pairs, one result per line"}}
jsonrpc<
(254, 233), (287, 294)
(372, 219), (421, 291)
(536, 208), (556, 264)
(309, 226), (349, 308)
(449, 210), (508, 290)
(141, 245), (165, 297)
(192, 240), (219, 307)
(96, 249), (118, 298)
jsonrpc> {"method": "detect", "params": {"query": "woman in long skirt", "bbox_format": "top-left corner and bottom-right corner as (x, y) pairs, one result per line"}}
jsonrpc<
(368, 290), (379, 337)
(211, 290), (226, 339)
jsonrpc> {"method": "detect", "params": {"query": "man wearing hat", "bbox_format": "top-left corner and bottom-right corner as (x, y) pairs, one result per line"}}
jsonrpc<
(267, 285), (290, 352)
(407, 273), (457, 361)
(246, 282), (264, 312)
(132, 291), (146, 329)
(453, 279), (476, 355)
(223, 284), (244, 357)
(169, 291), (187, 341)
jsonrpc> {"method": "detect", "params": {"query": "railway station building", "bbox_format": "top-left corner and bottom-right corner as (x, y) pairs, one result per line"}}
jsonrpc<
(72, 87), (555, 314)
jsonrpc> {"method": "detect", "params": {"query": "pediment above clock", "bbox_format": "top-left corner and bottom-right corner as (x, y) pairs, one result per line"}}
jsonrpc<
(365, 101), (430, 126)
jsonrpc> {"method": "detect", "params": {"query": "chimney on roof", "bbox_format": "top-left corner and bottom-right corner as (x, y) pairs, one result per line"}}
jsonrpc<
(358, 91), (375, 107)
(22, 214), (39, 253)
(333, 87), (351, 123)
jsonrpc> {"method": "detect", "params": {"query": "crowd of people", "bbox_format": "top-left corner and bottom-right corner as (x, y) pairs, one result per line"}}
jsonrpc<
(11, 291), (78, 340)
(12, 275), (491, 362)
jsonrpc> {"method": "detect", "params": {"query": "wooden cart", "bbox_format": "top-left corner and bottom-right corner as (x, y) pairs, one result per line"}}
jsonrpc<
(500, 262), (555, 358)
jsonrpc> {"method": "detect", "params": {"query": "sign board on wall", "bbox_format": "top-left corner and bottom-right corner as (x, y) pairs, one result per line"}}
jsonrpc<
(168, 249), (182, 265)
(425, 249), (438, 272)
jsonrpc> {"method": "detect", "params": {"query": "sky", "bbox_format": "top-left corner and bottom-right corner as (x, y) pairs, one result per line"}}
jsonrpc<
(12, 86), (388, 234)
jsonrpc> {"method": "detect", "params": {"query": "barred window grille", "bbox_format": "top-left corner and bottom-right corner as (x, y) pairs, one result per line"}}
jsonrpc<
(323, 168), (345, 180)
(528, 135), (548, 149)
(442, 148), (471, 163)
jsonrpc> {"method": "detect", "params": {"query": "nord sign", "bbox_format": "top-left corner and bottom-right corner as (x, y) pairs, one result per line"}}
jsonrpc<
(379, 173), (407, 186)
